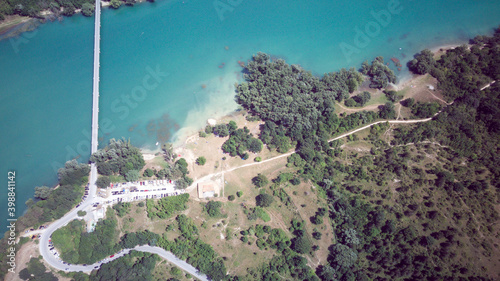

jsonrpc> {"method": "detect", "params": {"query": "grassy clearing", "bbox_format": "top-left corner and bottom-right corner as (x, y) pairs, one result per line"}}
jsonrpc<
(108, 174), (125, 183)
(288, 182), (334, 264)
(363, 90), (389, 107)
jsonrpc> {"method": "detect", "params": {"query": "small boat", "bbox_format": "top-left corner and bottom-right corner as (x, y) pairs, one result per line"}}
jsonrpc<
(156, 142), (159, 145)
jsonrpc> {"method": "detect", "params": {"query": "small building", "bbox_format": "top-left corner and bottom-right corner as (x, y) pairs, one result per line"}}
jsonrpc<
(198, 181), (217, 198)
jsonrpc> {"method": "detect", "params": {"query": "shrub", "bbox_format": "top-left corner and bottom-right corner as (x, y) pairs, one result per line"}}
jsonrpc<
(256, 193), (274, 207)
(228, 195), (235, 201)
(204, 201), (223, 217)
(196, 156), (206, 166)
(95, 176), (110, 189)
(143, 168), (154, 177)
(252, 173), (269, 188)
(292, 236), (312, 254)
(81, 3), (94, 16)
(254, 156), (262, 162)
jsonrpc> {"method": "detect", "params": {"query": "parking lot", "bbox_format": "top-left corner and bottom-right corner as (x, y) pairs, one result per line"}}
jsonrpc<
(89, 180), (184, 211)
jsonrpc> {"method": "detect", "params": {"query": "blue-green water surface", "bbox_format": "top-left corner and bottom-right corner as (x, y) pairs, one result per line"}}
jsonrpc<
(0, 0), (499, 233)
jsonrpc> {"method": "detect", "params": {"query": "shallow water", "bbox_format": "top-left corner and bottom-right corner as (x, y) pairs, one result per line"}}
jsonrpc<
(0, 0), (499, 232)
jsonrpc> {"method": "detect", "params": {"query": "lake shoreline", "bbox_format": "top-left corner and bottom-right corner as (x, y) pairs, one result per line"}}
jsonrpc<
(158, 42), (463, 158)
(0, 0), (150, 41)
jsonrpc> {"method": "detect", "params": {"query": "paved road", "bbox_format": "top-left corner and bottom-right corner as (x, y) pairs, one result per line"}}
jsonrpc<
(91, 0), (100, 155)
(39, 112), (437, 274)
(135, 246), (208, 281)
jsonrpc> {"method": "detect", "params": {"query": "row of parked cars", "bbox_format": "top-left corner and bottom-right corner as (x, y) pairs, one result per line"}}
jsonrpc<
(134, 187), (168, 193)
(139, 180), (173, 186)
(132, 192), (171, 201)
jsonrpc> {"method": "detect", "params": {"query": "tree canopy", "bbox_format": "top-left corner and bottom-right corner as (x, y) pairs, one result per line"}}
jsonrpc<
(91, 139), (145, 178)
(256, 193), (274, 207)
(360, 57), (397, 89)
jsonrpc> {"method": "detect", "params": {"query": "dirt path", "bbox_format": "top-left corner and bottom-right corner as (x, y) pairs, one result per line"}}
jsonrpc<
(188, 116), (437, 193)
(426, 89), (452, 105)
(480, 80), (495, 91)
(391, 140), (449, 148)
(336, 102), (382, 113)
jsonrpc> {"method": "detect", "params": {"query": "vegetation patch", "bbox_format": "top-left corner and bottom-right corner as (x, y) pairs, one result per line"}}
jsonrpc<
(146, 193), (189, 219)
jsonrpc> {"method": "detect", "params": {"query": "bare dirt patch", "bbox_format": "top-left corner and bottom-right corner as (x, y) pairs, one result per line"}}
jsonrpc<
(396, 74), (449, 104)
(5, 241), (39, 281)
(288, 183), (333, 267)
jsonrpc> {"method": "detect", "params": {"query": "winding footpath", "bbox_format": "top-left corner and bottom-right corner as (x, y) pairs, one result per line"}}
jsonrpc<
(37, 115), (436, 277)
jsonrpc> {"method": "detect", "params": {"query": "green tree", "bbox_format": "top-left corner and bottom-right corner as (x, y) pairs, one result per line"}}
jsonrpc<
(34, 186), (52, 199)
(204, 201), (222, 217)
(77, 210), (86, 217)
(292, 236), (311, 254)
(252, 173), (269, 188)
(81, 3), (94, 16)
(228, 120), (238, 131)
(361, 57), (396, 89)
(256, 193), (274, 207)
(379, 102), (396, 119)
(110, 0), (122, 9)
(408, 49), (436, 74)
(248, 138), (263, 153)
(228, 195), (235, 201)
(344, 98), (357, 107)
(96, 176), (110, 188)
(236, 191), (243, 197)
(170, 267), (182, 276)
(331, 243), (358, 268)
(213, 124), (229, 137)
(196, 156), (207, 166)
(143, 168), (154, 177)
(403, 97), (415, 107)
(310, 215), (323, 225)
(312, 231), (322, 240)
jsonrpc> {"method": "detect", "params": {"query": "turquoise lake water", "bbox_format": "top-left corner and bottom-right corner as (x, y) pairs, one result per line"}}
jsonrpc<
(0, 0), (499, 233)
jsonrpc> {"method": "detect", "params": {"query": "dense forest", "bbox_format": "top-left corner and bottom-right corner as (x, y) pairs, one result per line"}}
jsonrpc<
(90, 138), (145, 181)
(0, 0), (146, 20)
(233, 28), (500, 280)
(235, 52), (397, 156)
